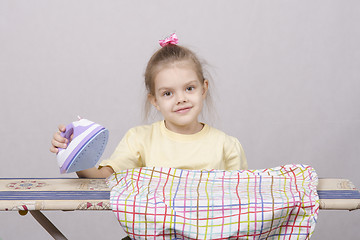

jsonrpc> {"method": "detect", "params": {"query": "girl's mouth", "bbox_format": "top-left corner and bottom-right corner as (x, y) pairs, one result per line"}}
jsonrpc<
(175, 107), (192, 113)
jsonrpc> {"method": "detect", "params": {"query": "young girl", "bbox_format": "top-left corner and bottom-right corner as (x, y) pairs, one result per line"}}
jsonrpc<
(50, 33), (248, 178)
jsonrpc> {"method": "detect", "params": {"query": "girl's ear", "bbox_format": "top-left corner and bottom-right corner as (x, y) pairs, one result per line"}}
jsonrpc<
(202, 79), (209, 98)
(148, 94), (160, 111)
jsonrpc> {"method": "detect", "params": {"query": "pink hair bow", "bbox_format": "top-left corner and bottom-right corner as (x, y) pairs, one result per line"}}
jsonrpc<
(159, 33), (179, 47)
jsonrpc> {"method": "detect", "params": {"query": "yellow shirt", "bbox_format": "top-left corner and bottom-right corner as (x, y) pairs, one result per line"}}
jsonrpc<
(99, 121), (247, 172)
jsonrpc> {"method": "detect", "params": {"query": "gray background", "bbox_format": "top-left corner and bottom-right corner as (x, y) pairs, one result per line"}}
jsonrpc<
(1, 0), (359, 239)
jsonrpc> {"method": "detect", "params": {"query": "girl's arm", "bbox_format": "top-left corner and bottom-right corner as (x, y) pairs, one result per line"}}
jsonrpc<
(76, 166), (114, 178)
(50, 124), (114, 178)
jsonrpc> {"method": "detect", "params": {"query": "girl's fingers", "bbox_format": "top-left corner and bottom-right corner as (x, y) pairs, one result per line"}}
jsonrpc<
(50, 124), (68, 154)
(50, 136), (66, 153)
(54, 131), (67, 143)
(57, 124), (70, 143)
(58, 124), (66, 132)
(51, 137), (66, 148)
(49, 145), (59, 154)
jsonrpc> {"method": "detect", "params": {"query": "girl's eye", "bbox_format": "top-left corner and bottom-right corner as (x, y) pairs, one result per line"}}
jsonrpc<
(163, 91), (172, 97)
(186, 86), (195, 92)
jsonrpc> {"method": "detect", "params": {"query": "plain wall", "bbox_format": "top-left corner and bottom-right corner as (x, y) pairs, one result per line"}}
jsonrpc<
(1, 0), (359, 239)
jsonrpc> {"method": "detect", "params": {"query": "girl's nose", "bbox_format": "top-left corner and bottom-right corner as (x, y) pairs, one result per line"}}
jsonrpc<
(176, 93), (188, 104)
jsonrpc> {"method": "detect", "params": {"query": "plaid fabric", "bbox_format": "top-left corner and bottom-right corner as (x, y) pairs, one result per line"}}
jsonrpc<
(107, 165), (319, 240)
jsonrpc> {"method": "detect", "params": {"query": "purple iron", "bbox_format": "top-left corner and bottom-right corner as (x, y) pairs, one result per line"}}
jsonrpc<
(57, 118), (109, 174)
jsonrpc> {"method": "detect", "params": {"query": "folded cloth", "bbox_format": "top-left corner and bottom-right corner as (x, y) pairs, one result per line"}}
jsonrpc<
(107, 165), (319, 240)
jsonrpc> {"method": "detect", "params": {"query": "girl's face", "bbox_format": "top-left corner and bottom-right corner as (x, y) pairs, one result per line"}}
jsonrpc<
(149, 63), (208, 134)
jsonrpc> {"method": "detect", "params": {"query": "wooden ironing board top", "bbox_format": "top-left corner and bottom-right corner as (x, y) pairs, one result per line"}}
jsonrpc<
(0, 178), (359, 211)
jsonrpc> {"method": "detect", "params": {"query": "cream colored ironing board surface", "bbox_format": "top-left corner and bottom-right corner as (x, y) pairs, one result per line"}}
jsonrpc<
(0, 178), (111, 211)
(0, 178), (359, 240)
(0, 178), (111, 240)
(317, 178), (360, 211)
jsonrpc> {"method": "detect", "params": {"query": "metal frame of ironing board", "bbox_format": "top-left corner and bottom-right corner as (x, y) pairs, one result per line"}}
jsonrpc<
(1, 178), (359, 240)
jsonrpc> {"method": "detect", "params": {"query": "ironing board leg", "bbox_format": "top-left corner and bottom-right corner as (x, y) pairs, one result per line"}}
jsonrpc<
(30, 210), (68, 240)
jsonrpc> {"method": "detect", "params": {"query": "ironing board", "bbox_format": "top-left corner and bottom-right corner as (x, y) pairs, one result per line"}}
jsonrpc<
(0, 178), (359, 240)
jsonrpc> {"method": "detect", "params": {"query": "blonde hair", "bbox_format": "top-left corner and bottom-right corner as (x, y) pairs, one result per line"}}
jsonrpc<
(144, 44), (214, 121)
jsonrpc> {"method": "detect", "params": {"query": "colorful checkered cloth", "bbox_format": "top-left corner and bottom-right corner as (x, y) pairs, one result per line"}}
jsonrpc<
(107, 165), (319, 239)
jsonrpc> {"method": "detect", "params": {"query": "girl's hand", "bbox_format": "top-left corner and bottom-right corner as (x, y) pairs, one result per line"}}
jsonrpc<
(50, 124), (69, 153)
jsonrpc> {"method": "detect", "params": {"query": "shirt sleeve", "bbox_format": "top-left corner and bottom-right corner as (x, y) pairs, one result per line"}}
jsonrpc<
(224, 136), (248, 170)
(99, 128), (144, 172)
